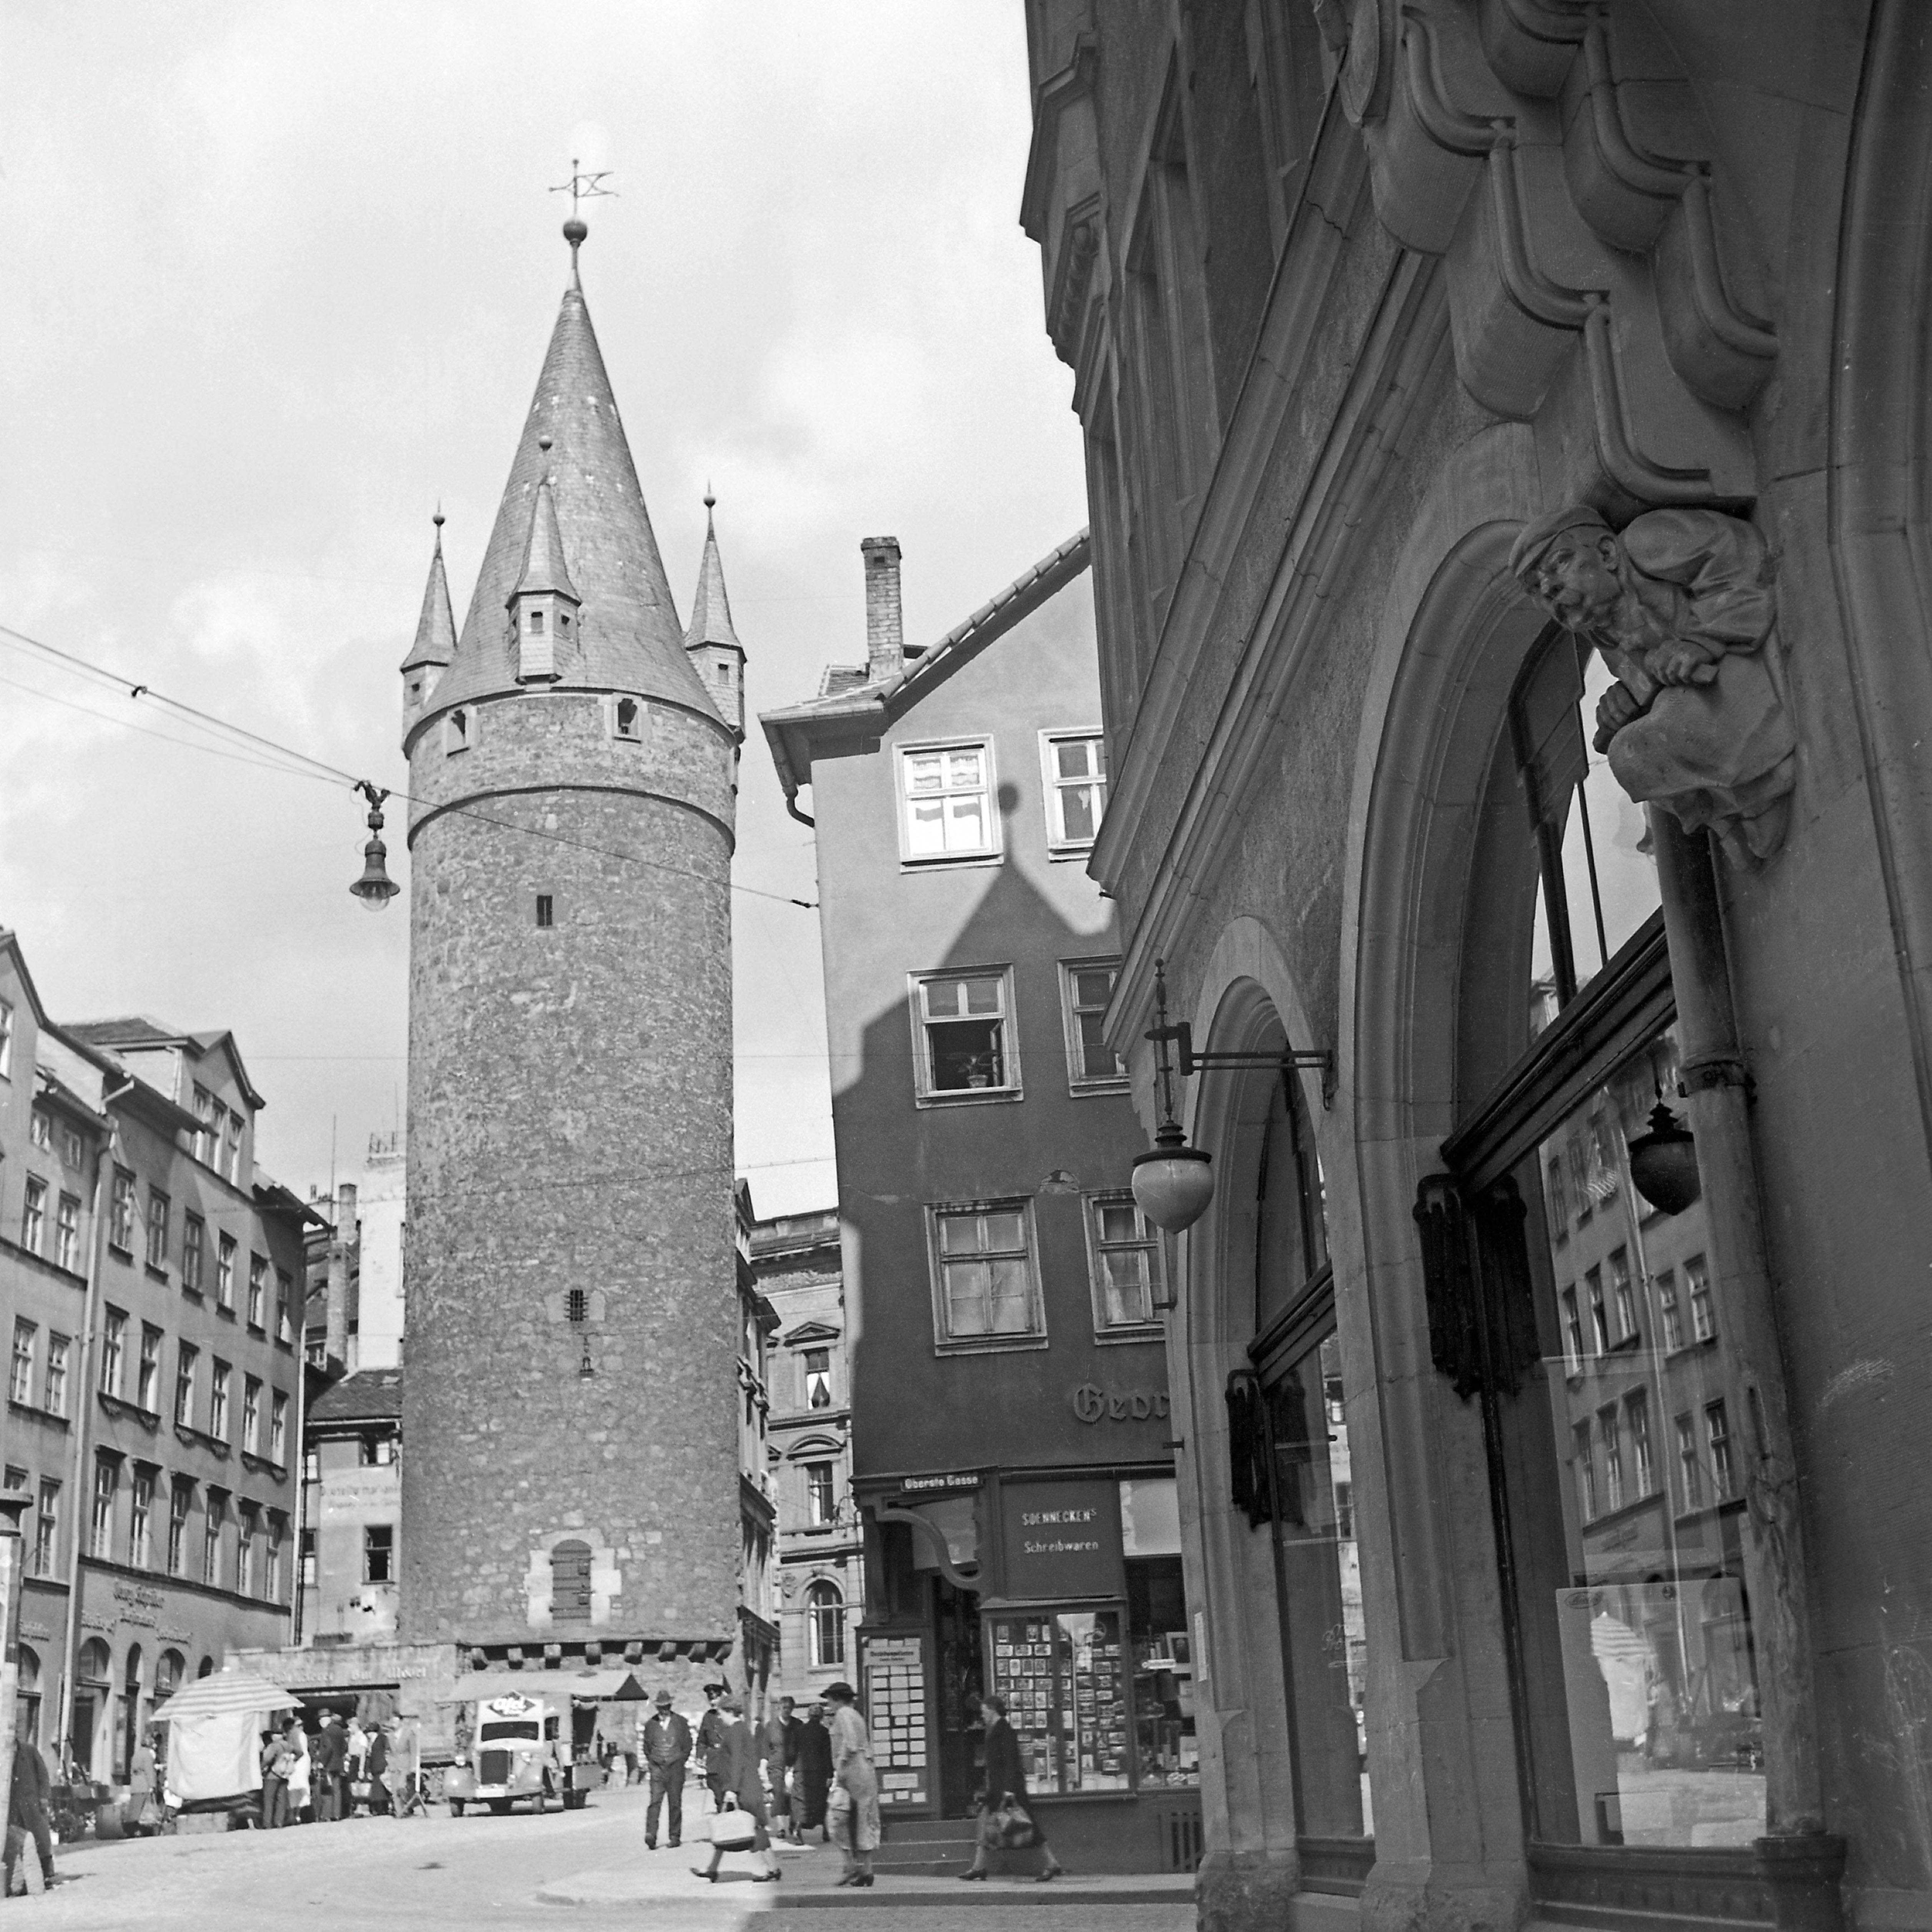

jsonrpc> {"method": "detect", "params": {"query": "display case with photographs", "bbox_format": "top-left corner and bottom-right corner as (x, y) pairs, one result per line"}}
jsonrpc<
(985, 1605), (1132, 1794)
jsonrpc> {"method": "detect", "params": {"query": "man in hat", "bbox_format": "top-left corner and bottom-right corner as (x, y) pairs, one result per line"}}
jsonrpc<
(694, 1683), (731, 1812)
(311, 1709), (346, 1822)
(1510, 503), (1795, 866)
(640, 1691), (693, 1851)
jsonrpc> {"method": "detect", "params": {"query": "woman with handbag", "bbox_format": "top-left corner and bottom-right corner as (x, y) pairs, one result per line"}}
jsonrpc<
(822, 1681), (879, 1887)
(690, 1696), (778, 1885)
(959, 1695), (1064, 1882)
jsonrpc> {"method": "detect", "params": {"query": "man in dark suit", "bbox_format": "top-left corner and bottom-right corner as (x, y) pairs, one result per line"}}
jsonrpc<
(311, 1710), (346, 1822)
(640, 1691), (693, 1850)
(694, 1683), (729, 1809)
(5, 1736), (58, 1894)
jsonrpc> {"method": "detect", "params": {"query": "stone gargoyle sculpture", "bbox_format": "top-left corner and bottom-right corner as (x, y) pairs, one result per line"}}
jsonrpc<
(1511, 505), (1796, 867)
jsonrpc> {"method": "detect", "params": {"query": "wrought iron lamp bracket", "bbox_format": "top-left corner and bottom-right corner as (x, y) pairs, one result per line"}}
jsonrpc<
(1148, 1014), (1336, 1109)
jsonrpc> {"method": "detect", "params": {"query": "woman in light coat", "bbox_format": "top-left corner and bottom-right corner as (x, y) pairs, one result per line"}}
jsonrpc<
(285, 1726), (312, 1825)
(822, 1681), (879, 1887)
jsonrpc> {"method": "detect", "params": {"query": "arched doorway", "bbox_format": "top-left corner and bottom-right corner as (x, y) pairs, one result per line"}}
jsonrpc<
(1180, 962), (1372, 1890)
(73, 1638), (112, 1777)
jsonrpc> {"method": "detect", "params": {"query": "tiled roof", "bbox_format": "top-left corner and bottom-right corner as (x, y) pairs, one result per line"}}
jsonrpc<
(66, 1016), (181, 1048)
(682, 502), (741, 652)
(309, 1367), (401, 1425)
(427, 259), (711, 718)
(400, 521), (457, 673)
(818, 665), (869, 698)
(512, 476), (580, 602)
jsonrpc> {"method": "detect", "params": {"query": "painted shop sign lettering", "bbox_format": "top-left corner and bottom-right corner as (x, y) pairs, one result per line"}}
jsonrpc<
(1070, 1384), (1168, 1425)
(900, 1471), (980, 1494)
(998, 1480), (1123, 1602)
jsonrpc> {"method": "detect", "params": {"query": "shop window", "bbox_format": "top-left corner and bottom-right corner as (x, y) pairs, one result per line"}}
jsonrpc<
(365, 1523), (397, 1586)
(1041, 732), (1107, 849)
(807, 1580), (845, 1667)
(1440, 622), (1759, 1851)
(155, 1650), (183, 1710)
(1083, 1193), (1163, 1335)
(549, 1537), (590, 1617)
(927, 1201), (1044, 1349)
(912, 969), (1017, 1099)
(1125, 1550), (1196, 1787)
(1060, 960), (1127, 1089)
(899, 741), (997, 861)
(986, 1608), (1131, 1794)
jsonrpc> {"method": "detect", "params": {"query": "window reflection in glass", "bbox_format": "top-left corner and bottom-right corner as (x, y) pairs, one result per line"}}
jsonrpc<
(1525, 1021), (1763, 1847)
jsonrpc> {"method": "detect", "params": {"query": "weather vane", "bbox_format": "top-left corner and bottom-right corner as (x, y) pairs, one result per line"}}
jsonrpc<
(550, 158), (618, 220)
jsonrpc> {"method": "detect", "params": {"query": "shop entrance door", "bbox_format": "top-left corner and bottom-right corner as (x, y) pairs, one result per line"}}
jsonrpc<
(932, 1575), (982, 1816)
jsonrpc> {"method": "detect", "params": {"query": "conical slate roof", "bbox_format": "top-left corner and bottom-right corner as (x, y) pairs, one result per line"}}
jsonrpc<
(683, 498), (741, 652)
(400, 517), (457, 673)
(428, 251), (711, 715)
(512, 476), (580, 603)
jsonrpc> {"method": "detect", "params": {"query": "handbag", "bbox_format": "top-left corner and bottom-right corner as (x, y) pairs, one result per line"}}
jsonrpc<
(707, 1806), (759, 1852)
(987, 1794), (1038, 1849)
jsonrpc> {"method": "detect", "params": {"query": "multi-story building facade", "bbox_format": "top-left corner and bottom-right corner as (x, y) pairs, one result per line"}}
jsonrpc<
(744, 1196), (864, 1702)
(1018, 8), (1932, 1931)
(297, 1367), (401, 1648)
(0, 932), (309, 1782)
(762, 535), (1194, 1874)
(734, 1185), (780, 1702)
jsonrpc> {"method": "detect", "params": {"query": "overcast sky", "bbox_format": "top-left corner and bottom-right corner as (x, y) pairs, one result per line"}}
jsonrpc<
(0, 3), (1086, 1215)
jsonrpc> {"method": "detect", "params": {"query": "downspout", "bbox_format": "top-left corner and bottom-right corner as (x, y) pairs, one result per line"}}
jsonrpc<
(57, 1075), (133, 1779)
(784, 793), (816, 829)
(1650, 812), (1843, 1917)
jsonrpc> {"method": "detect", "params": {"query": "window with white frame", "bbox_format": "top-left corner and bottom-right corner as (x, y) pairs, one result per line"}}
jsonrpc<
(100, 1308), (126, 1397)
(216, 1234), (236, 1311)
(1060, 960), (1126, 1088)
(0, 999), (12, 1078)
(91, 1455), (117, 1559)
(805, 1460), (836, 1527)
(1083, 1193), (1164, 1334)
(174, 1342), (198, 1429)
(269, 1389), (288, 1464)
(806, 1579), (845, 1668)
(1042, 731), (1107, 848)
(21, 1176), (46, 1254)
(248, 1254), (266, 1330)
(929, 1201), (1043, 1347)
(899, 741), (996, 861)
(203, 1492), (224, 1586)
(10, 1321), (35, 1405)
(146, 1188), (169, 1271)
(167, 1481), (189, 1575)
(210, 1360), (231, 1440)
(222, 1110), (243, 1185)
(29, 1108), (51, 1151)
(183, 1214), (204, 1294)
(130, 1468), (154, 1567)
(43, 1334), (67, 1417)
(802, 1347), (832, 1410)
(193, 1085), (219, 1166)
(243, 1376), (261, 1454)
(55, 1194), (79, 1271)
(912, 969), (1017, 1099)
(138, 1326), (161, 1412)
(109, 1170), (136, 1252)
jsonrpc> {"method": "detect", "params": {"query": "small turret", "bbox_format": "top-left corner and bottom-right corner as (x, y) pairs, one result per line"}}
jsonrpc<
(507, 439), (581, 684)
(400, 512), (458, 741)
(683, 490), (746, 736)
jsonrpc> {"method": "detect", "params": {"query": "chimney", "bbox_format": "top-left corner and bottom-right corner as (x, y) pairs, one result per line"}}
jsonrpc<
(862, 537), (903, 683)
(326, 1181), (358, 1367)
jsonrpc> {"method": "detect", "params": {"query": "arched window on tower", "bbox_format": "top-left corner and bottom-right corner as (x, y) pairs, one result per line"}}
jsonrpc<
(806, 1579), (844, 1668)
(551, 1539), (593, 1622)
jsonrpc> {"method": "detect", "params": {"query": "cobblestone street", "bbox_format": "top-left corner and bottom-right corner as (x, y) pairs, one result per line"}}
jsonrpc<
(23, 1786), (1194, 1932)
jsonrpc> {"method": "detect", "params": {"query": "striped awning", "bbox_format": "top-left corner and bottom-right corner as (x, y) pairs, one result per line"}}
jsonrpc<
(150, 1666), (301, 1724)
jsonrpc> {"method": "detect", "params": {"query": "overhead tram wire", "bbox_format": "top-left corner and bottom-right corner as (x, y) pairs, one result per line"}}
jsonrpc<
(0, 619), (820, 911)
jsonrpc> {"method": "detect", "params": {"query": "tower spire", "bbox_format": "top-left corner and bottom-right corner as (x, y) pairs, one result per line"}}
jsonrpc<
(684, 490), (746, 734)
(400, 511), (458, 733)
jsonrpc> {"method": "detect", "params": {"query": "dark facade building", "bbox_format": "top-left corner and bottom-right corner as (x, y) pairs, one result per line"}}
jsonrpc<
(763, 535), (1197, 1873)
(0, 933), (309, 1784)
(396, 220), (750, 1694)
(1020, 6), (1932, 1930)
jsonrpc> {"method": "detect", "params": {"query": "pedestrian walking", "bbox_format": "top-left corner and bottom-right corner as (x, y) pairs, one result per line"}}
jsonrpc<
(759, 1696), (798, 1842)
(689, 1696), (778, 1885)
(3, 1737), (58, 1894)
(345, 1716), (371, 1813)
(792, 1701), (833, 1840)
(392, 1714), (426, 1817)
(260, 1721), (295, 1829)
(312, 1711), (346, 1822)
(694, 1683), (729, 1811)
(286, 1725), (312, 1825)
(958, 1694), (1064, 1882)
(640, 1689), (692, 1851)
(127, 1731), (159, 1836)
(365, 1719), (391, 1815)
(822, 1680), (879, 1887)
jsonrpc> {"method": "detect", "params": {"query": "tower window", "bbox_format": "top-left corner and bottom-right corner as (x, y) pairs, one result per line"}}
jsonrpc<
(559, 611), (571, 631)
(613, 697), (642, 742)
(446, 709), (470, 754)
(565, 1287), (587, 1325)
(528, 610), (545, 634)
(536, 895), (554, 929)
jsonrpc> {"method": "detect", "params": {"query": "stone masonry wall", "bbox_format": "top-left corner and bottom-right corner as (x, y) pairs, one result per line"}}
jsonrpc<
(399, 688), (740, 1649)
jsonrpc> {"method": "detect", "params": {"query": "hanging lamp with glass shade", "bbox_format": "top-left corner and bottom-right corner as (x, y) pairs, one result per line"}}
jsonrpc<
(349, 781), (401, 912)
(1131, 962), (1216, 1233)
(1627, 1098), (1701, 1215)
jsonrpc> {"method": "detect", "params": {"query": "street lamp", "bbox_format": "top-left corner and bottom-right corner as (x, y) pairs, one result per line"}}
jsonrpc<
(1627, 1099), (1701, 1215)
(349, 781), (401, 912)
(1131, 959), (1336, 1237)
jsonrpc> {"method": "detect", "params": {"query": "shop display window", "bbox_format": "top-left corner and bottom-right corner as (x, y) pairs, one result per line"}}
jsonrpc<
(986, 1608), (1132, 1794)
(1127, 1554), (1198, 1786)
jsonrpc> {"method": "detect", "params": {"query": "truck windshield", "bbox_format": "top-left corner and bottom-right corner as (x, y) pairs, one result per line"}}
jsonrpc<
(480, 1721), (540, 1741)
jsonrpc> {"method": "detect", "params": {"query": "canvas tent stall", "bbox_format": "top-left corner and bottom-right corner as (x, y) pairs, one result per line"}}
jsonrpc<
(150, 1667), (300, 1809)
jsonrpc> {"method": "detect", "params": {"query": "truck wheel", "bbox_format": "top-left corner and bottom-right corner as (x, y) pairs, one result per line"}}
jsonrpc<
(449, 1801), (465, 1818)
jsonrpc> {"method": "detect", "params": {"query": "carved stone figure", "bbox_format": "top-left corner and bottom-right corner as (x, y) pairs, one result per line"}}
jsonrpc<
(1510, 505), (1796, 866)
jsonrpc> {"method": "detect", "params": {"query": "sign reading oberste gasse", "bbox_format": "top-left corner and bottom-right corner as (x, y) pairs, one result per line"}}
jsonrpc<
(998, 1478), (1124, 1602)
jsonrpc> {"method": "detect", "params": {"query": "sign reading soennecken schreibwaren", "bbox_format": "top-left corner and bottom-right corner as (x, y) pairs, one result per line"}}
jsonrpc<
(998, 1477), (1125, 1601)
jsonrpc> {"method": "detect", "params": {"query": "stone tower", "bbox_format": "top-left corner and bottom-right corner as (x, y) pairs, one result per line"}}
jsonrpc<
(396, 222), (744, 1677)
